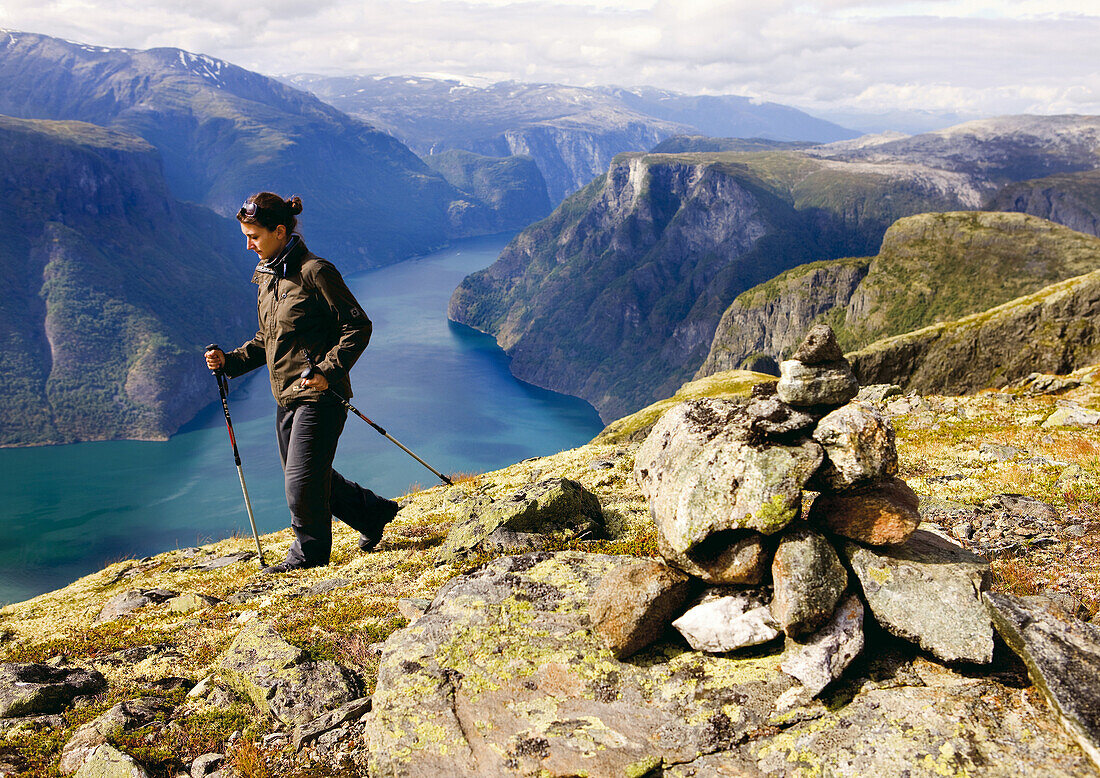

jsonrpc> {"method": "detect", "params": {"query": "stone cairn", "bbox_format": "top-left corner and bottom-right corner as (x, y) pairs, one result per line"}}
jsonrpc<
(597, 323), (995, 703)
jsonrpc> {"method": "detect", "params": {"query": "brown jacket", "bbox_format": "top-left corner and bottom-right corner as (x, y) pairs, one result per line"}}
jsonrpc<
(222, 238), (371, 407)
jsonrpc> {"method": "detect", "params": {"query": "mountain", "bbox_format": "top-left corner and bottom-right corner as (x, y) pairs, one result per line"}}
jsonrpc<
(848, 267), (1100, 394)
(0, 115), (255, 446)
(0, 31), (531, 269)
(448, 150), (964, 421)
(698, 212), (1100, 377)
(422, 150), (553, 230)
(450, 116), (1100, 421)
(282, 75), (858, 203)
(989, 169), (1100, 237)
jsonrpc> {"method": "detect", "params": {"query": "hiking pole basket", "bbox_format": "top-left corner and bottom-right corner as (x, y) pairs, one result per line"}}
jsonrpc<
(300, 365), (454, 486)
(206, 344), (266, 567)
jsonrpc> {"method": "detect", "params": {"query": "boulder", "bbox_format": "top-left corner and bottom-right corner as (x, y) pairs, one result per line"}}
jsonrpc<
(293, 696), (373, 750)
(672, 587), (780, 652)
(808, 477), (920, 545)
(190, 753), (224, 777)
(770, 527), (847, 637)
(635, 399), (823, 545)
(1042, 403), (1100, 428)
(780, 593), (864, 696)
(842, 530), (994, 664)
(60, 698), (170, 774)
(95, 588), (178, 623)
(657, 529), (771, 585)
(590, 559), (695, 659)
(217, 623), (362, 727)
(791, 323), (846, 365)
(166, 593), (220, 614)
(436, 478), (603, 562)
(776, 360), (859, 409)
(810, 402), (898, 490)
(0, 662), (106, 718)
(72, 745), (150, 778)
(366, 551), (795, 777)
(985, 592), (1100, 770)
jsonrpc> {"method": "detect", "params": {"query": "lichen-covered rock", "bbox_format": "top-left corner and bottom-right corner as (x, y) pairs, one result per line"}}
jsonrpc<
(810, 402), (898, 489)
(743, 394), (817, 438)
(791, 323), (846, 365)
(635, 399), (823, 546)
(985, 592), (1100, 770)
(95, 588), (178, 623)
(657, 529), (771, 585)
(590, 558), (695, 659)
(779, 593), (864, 696)
(217, 623), (361, 727)
(750, 674), (1093, 777)
(72, 744), (150, 778)
(435, 478), (603, 563)
(770, 527), (847, 637)
(60, 698), (170, 774)
(1042, 403), (1100, 428)
(0, 662), (106, 718)
(672, 587), (780, 653)
(776, 359), (859, 408)
(808, 476), (920, 545)
(366, 552), (795, 777)
(842, 530), (994, 664)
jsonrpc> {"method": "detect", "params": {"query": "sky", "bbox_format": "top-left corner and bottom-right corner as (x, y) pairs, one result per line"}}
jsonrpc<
(1, 0), (1098, 127)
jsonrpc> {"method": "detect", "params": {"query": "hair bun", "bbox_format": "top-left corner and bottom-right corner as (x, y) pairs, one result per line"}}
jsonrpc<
(286, 195), (303, 215)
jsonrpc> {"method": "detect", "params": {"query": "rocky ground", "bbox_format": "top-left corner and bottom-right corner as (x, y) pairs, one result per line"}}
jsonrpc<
(0, 365), (1098, 777)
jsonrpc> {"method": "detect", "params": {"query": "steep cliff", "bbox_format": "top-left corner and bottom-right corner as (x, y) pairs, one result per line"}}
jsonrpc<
(0, 31), (497, 268)
(989, 169), (1100, 238)
(449, 149), (979, 420)
(700, 212), (1100, 378)
(448, 151), (946, 420)
(0, 115), (254, 445)
(848, 268), (1100, 393)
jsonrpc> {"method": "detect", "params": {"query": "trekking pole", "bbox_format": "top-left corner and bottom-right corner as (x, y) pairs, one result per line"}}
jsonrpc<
(205, 344), (266, 568)
(300, 365), (453, 486)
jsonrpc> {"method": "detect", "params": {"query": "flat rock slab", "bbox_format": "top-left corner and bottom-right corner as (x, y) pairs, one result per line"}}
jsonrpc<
(776, 359), (858, 408)
(436, 478), (603, 563)
(808, 476), (920, 545)
(366, 551), (796, 777)
(95, 588), (178, 623)
(842, 531), (993, 664)
(986, 592), (1100, 770)
(750, 678), (1094, 777)
(635, 399), (822, 545)
(0, 662), (106, 718)
(217, 623), (361, 727)
(73, 744), (150, 778)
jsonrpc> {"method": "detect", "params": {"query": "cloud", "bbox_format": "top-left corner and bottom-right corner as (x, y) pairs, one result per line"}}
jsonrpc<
(0, 0), (1096, 120)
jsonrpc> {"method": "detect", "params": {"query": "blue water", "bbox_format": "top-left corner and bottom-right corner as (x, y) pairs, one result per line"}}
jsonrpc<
(0, 234), (603, 605)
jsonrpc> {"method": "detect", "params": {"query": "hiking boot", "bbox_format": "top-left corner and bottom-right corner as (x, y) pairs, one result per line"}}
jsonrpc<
(358, 498), (400, 552)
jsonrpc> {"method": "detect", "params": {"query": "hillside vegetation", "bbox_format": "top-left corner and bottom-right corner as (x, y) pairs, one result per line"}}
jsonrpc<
(0, 115), (254, 445)
(701, 212), (1100, 376)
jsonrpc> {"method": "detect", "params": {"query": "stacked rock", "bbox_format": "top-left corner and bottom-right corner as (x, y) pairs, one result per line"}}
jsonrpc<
(618, 323), (993, 700)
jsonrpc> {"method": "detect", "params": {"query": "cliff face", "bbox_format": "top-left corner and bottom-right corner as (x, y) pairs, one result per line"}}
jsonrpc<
(0, 115), (254, 446)
(448, 153), (903, 420)
(849, 269), (1100, 393)
(699, 212), (1100, 380)
(422, 149), (552, 231)
(989, 170), (1100, 238)
(0, 31), (506, 269)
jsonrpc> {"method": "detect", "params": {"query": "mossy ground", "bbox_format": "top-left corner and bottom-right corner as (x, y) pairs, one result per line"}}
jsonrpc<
(1, 367), (1098, 774)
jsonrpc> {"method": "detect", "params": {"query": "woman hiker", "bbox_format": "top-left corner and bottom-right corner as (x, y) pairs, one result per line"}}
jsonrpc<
(204, 192), (399, 573)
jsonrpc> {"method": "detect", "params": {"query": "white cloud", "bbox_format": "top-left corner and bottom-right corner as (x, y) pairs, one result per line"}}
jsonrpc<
(0, 0), (1097, 120)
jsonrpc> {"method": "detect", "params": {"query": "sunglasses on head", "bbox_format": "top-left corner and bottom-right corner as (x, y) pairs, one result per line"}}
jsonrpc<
(237, 201), (261, 222)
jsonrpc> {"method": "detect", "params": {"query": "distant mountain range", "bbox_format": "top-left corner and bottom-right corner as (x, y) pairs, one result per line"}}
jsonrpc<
(281, 74), (859, 203)
(0, 31), (546, 269)
(450, 115), (1100, 420)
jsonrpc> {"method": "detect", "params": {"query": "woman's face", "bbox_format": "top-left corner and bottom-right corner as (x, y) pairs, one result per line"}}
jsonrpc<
(240, 221), (288, 261)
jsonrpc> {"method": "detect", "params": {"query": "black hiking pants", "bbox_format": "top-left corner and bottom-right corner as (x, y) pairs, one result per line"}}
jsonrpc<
(275, 400), (391, 566)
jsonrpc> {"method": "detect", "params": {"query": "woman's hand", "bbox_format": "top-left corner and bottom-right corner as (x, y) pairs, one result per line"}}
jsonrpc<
(299, 371), (329, 392)
(205, 348), (225, 371)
